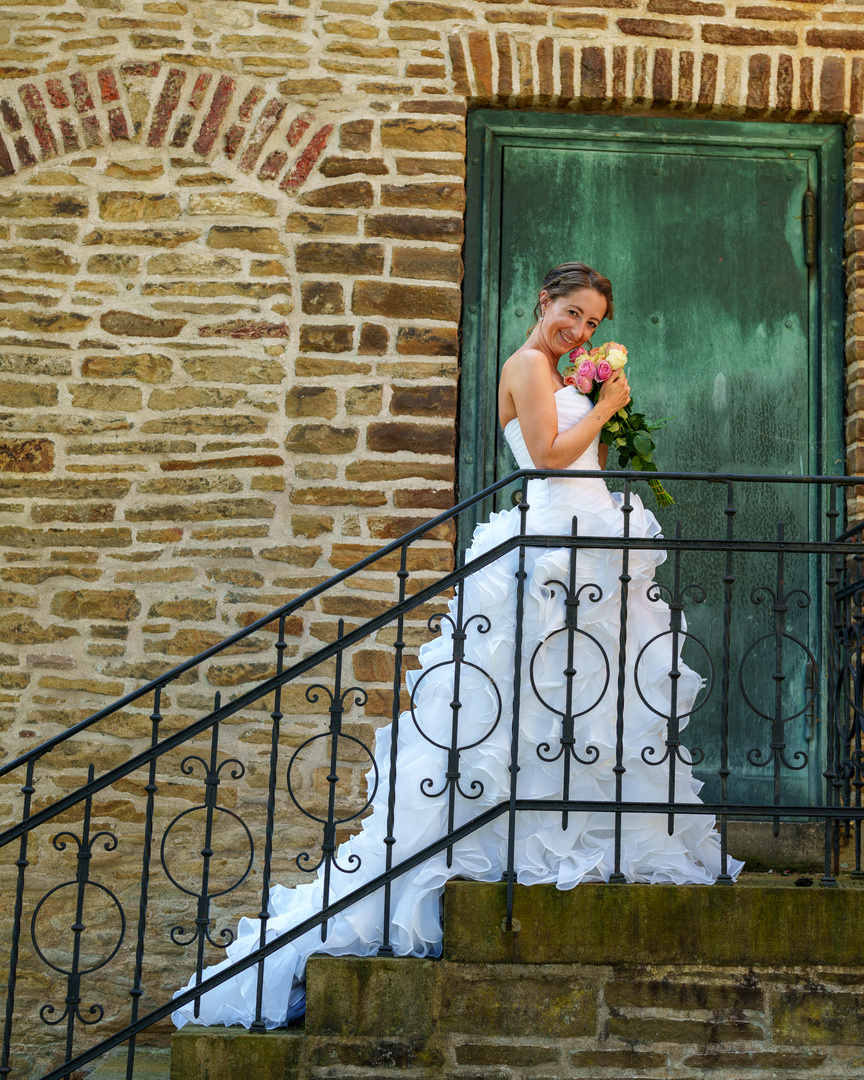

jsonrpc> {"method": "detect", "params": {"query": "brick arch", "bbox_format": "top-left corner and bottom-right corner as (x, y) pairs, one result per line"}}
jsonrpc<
(0, 63), (333, 192)
(447, 31), (859, 117)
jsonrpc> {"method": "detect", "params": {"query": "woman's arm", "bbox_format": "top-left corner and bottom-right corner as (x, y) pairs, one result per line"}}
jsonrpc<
(500, 349), (630, 470)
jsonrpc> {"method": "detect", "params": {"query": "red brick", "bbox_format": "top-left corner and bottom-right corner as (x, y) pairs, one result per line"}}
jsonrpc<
(259, 150), (287, 180)
(852, 56), (864, 115)
(468, 31), (494, 97)
(82, 115), (103, 149)
(45, 78), (69, 109)
(581, 46), (606, 99)
(14, 137), (36, 169)
(18, 85), (57, 159)
(698, 53), (718, 107)
(618, 17), (692, 39)
(239, 99), (286, 174)
(281, 125), (334, 191)
(108, 108), (130, 141)
(820, 56), (846, 114)
(189, 73), (212, 109)
(223, 124), (245, 159)
(238, 86), (265, 122)
(746, 53), (770, 111)
(653, 47), (672, 102)
(70, 72), (94, 113)
(777, 54), (793, 111)
(538, 36), (555, 99)
(0, 135), (13, 178)
(286, 114), (313, 147)
(98, 68), (121, 103)
(678, 51), (694, 103)
(192, 75), (236, 156)
(560, 45), (575, 102)
(612, 45), (627, 99)
(58, 119), (79, 154)
(800, 56), (813, 112)
(496, 32), (513, 99)
(147, 68), (186, 148)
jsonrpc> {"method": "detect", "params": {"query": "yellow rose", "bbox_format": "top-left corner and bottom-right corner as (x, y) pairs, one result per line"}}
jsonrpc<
(607, 348), (628, 370)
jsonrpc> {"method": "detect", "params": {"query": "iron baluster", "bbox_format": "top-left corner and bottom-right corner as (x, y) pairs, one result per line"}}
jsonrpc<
(378, 544), (409, 957)
(530, 515), (605, 830)
(822, 485), (842, 886)
(609, 480), (633, 884)
(1, 756), (37, 1080)
(505, 475), (530, 929)
(252, 615), (288, 1030)
(287, 619), (372, 943)
(30, 764), (125, 1079)
(161, 691), (253, 1016)
(717, 481), (736, 884)
(125, 685), (164, 1080)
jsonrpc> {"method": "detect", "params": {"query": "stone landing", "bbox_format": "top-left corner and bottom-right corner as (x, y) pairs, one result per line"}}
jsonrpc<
(171, 877), (864, 1080)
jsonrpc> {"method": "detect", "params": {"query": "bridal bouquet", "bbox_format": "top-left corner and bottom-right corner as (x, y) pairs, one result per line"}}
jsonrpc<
(562, 342), (674, 508)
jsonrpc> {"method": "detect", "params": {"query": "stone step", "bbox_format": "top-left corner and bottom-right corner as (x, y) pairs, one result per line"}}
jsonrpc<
(171, 1027), (303, 1080)
(442, 877), (864, 964)
(87, 1048), (171, 1080)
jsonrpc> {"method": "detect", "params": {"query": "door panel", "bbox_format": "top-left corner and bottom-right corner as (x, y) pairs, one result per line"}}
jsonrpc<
(461, 113), (845, 808)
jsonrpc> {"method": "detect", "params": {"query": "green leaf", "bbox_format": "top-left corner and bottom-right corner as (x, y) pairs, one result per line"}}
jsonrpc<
(632, 432), (653, 456)
(630, 456), (643, 471)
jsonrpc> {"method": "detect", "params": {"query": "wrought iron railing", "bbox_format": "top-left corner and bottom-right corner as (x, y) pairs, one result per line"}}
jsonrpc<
(2, 469), (864, 1080)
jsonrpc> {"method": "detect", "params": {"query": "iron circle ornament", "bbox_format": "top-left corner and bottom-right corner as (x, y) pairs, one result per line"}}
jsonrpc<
(409, 612), (503, 753)
(31, 879), (126, 977)
(738, 631), (819, 724)
(633, 628), (715, 724)
(160, 804), (254, 900)
(286, 731), (378, 827)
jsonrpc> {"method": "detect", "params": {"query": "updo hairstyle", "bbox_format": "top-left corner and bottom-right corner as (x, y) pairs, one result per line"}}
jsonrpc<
(532, 261), (614, 325)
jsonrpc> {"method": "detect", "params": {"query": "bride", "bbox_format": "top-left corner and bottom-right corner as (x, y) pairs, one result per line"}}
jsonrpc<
(172, 261), (743, 1030)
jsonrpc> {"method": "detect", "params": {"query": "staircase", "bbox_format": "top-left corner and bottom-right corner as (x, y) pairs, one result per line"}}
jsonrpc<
(169, 876), (864, 1080)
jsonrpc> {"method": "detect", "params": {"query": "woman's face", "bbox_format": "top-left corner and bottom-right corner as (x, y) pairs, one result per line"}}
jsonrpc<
(540, 287), (608, 354)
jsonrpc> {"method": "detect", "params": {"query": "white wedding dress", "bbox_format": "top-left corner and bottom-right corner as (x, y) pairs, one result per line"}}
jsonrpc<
(172, 386), (742, 1030)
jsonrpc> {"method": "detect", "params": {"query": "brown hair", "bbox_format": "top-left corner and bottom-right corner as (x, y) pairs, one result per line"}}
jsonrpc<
(531, 261), (614, 325)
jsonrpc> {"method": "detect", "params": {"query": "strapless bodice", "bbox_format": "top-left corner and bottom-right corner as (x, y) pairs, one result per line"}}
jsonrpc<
(504, 386), (600, 471)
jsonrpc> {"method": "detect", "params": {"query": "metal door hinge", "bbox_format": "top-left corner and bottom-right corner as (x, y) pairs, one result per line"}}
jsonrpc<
(803, 189), (816, 267)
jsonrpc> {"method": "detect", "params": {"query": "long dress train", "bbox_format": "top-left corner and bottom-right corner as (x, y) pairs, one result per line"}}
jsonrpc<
(172, 386), (743, 1030)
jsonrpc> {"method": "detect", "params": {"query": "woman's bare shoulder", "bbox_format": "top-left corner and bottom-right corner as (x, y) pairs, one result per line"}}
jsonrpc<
(501, 346), (550, 384)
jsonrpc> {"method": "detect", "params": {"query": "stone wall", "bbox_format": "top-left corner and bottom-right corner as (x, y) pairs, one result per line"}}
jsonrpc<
(1, 1), (864, 1076)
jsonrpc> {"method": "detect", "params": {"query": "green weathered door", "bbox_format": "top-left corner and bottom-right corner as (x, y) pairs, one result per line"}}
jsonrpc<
(461, 113), (844, 807)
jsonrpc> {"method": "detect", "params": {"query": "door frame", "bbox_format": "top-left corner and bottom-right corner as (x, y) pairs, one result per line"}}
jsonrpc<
(459, 111), (846, 541)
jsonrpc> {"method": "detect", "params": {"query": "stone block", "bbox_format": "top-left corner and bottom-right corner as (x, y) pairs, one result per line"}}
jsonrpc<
(605, 977), (763, 1011)
(50, 589), (141, 621)
(207, 227), (287, 254)
(171, 1027), (302, 1080)
(301, 281), (344, 315)
(306, 956), (437, 1037)
(299, 182), (374, 209)
(772, 988), (864, 1045)
(0, 438), (53, 473)
(455, 1042), (558, 1065)
(353, 281), (460, 321)
(298, 324), (354, 353)
(368, 422), (455, 456)
(285, 424), (358, 455)
(443, 881), (864, 967)
(296, 241), (384, 275)
(606, 1016), (763, 1042)
(440, 966), (598, 1037)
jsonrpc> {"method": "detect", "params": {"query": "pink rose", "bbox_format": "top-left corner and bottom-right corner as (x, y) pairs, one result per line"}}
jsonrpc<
(568, 346), (588, 362)
(595, 360), (612, 382)
(576, 359), (596, 382)
(575, 375), (593, 395)
(563, 374), (579, 387)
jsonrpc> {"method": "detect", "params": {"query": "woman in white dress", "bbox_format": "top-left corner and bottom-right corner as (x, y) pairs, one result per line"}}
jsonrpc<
(172, 262), (742, 1030)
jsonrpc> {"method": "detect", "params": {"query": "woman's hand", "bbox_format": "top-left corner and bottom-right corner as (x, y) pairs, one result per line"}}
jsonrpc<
(597, 370), (630, 418)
